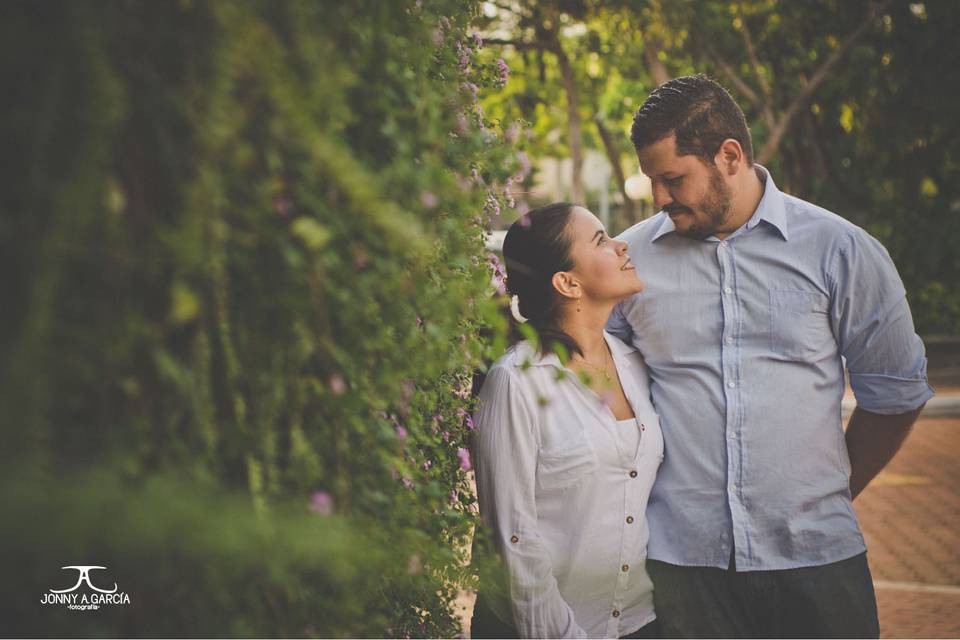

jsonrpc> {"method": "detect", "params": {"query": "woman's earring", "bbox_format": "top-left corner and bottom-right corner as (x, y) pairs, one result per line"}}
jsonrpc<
(577, 296), (582, 313)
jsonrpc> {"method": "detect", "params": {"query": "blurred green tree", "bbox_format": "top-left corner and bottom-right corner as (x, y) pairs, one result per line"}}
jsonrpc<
(0, 0), (517, 636)
(479, 0), (959, 333)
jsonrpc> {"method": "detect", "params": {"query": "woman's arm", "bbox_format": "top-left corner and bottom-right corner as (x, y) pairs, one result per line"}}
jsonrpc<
(472, 365), (587, 639)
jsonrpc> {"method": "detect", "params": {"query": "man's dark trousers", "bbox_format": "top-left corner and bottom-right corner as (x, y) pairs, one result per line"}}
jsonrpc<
(646, 552), (880, 638)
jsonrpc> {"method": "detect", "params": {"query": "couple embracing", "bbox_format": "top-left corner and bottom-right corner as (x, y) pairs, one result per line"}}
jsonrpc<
(469, 75), (933, 639)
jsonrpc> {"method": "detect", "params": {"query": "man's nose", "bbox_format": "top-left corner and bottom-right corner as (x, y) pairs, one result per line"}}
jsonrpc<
(652, 181), (672, 209)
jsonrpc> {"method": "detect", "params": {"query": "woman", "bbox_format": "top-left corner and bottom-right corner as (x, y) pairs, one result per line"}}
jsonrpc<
(470, 202), (663, 639)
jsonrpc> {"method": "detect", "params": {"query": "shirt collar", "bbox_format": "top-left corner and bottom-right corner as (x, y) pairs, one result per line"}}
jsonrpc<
(746, 165), (789, 241)
(512, 331), (638, 369)
(650, 164), (789, 242)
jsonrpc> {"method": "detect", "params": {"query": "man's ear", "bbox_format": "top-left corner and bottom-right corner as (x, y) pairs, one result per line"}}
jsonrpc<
(551, 271), (580, 301)
(715, 138), (745, 176)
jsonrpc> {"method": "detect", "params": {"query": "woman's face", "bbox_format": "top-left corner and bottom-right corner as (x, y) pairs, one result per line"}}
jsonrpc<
(563, 206), (645, 302)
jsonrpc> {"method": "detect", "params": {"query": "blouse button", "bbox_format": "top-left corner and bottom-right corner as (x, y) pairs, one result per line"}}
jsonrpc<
(612, 609), (621, 618)
(626, 515), (634, 524)
(629, 470), (638, 478)
(510, 535), (519, 544)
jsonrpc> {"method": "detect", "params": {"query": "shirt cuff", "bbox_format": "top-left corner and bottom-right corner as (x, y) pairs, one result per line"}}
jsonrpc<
(849, 372), (935, 415)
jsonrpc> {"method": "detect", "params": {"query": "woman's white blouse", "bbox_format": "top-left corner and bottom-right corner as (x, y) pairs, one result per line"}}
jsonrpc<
(471, 331), (663, 639)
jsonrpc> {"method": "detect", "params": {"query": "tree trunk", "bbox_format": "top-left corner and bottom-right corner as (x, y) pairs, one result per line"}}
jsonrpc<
(643, 37), (670, 87)
(554, 42), (585, 203)
(596, 117), (635, 228)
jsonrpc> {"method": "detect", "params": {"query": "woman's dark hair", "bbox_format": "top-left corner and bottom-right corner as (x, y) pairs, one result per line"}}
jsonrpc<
(502, 202), (583, 358)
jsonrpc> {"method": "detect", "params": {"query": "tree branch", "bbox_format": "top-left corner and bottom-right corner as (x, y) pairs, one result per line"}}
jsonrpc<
(735, 8), (776, 128)
(758, 0), (891, 164)
(483, 38), (540, 51)
(704, 42), (764, 112)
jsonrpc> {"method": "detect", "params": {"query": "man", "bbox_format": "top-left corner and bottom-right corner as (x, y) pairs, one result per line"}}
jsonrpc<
(606, 74), (933, 638)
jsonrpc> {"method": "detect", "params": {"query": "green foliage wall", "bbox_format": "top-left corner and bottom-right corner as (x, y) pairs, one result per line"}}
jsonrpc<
(0, 1), (516, 636)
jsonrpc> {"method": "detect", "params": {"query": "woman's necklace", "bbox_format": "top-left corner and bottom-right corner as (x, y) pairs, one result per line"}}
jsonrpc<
(577, 346), (614, 386)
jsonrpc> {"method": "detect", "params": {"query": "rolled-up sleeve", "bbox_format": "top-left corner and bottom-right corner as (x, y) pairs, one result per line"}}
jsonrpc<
(471, 365), (587, 639)
(829, 228), (934, 414)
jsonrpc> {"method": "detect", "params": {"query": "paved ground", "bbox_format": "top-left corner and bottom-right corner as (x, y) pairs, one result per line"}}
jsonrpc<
(458, 412), (960, 639)
(856, 416), (960, 639)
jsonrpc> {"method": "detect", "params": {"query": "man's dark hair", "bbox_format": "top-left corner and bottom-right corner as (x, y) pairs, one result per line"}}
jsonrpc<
(631, 74), (753, 165)
(502, 202), (583, 359)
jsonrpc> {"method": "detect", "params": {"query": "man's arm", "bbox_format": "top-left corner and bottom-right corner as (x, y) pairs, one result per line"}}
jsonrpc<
(846, 404), (924, 500)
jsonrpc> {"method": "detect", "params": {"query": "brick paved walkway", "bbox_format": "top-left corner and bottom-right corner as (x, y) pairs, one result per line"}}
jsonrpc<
(855, 416), (960, 639)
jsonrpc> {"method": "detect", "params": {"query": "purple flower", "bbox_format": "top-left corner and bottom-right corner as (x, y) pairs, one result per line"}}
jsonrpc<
(309, 491), (334, 515)
(395, 425), (408, 440)
(472, 31), (483, 48)
(496, 58), (510, 85)
(462, 82), (480, 102)
(465, 414), (476, 430)
(416, 315), (424, 328)
(442, 431), (450, 443)
(420, 191), (438, 209)
(470, 167), (484, 185)
(407, 553), (423, 575)
(273, 195), (294, 218)
(402, 477), (414, 490)
(423, 459), (432, 471)
(352, 248), (371, 269)
(328, 374), (347, 396)
(516, 151), (532, 179)
(489, 253), (507, 296)
(485, 194), (501, 218)
(457, 448), (472, 471)
(504, 122), (520, 143)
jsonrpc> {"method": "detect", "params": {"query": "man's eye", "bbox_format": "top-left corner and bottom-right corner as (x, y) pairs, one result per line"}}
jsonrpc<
(666, 176), (682, 187)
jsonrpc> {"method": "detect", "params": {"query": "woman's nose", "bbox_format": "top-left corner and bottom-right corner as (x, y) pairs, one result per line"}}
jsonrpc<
(614, 239), (628, 254)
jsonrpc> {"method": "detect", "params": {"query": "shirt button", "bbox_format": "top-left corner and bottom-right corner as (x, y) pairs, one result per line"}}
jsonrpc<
(629, 470), (638, 478)
(728, 432), (738, 439)
(724, 286), (733, 294)
(626, 515), (634, 524)
(510, 535), (519, 544)
(725, 336), (734, 345)
(728, 381), (736, 388)
(612, 609), (621, 618)
(729, 484), (738, 493)
(720, 241), (728, 248)
(622, 564), (630, 572)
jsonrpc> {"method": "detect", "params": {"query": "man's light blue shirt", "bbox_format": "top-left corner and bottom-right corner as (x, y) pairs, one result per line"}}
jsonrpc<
(607, 167), (933, 570)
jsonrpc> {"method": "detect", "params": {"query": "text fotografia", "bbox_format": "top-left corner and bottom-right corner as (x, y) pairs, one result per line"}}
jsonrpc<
(41, 566), (131, 611)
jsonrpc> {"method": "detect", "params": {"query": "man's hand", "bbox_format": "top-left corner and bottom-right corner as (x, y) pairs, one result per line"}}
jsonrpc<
(845, 405), (924, 500)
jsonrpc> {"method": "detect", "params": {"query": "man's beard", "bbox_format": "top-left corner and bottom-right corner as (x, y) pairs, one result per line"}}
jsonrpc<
(670, 167), (732, 240)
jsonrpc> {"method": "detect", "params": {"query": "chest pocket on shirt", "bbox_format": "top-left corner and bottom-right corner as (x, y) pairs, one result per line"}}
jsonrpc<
(536, 430), (598, 492)
(769, 289), (832, 362)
